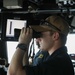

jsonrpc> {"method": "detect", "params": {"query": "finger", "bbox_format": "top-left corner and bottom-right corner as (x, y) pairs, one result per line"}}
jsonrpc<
(21, 27), (24, 34)
(27, 27), (33, 34)
(23, 27), (27, 34)
(26, 28), (30, 34)
(30, 28), (33, 34)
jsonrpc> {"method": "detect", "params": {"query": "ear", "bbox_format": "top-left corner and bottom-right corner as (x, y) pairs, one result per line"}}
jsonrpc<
(52, 32), (59, 40)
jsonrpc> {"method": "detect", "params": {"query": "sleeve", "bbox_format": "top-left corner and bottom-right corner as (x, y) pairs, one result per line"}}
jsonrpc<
(24, 61), (60, 75)
(24, 65), (39, 75)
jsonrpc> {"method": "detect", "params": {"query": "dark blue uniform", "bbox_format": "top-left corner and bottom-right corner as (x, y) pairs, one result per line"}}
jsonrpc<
(24, 46), (74, 75)
(32, 50), (49, 66)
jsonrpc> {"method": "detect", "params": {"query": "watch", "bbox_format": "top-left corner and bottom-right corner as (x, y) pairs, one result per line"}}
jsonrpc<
(16, 43), (27, 51)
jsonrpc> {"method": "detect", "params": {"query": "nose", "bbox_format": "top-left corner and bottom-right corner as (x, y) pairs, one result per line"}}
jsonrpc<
(36, 38), (41, 48)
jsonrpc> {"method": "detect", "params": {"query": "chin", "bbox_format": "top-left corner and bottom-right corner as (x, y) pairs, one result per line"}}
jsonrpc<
(40, 47), (47, 51)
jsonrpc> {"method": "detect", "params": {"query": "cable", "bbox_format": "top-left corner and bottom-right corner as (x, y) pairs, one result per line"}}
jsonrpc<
(28, 38), (35, 59)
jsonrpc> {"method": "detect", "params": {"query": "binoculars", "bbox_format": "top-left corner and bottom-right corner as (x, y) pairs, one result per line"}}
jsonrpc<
(14, 28), (42, 40)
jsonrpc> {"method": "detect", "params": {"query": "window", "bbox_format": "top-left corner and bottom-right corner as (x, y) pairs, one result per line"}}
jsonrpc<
(6, 39), (39, 64)
(66, 34), (75, 54)
(7, 41), (18, 63)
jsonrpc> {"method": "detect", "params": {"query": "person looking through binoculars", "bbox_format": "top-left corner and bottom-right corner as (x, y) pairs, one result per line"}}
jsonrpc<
(7, 15), (74, 75)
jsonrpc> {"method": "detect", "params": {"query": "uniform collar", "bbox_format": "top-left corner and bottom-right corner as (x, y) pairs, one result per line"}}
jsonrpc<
(46, 46), (67, 60)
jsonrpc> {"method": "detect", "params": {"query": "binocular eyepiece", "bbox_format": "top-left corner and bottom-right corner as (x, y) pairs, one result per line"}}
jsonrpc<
(33, 30), (42, 38)
(14, 28), (42, 40)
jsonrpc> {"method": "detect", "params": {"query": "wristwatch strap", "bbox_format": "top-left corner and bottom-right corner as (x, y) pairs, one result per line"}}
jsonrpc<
(16, 43), (27, 51)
